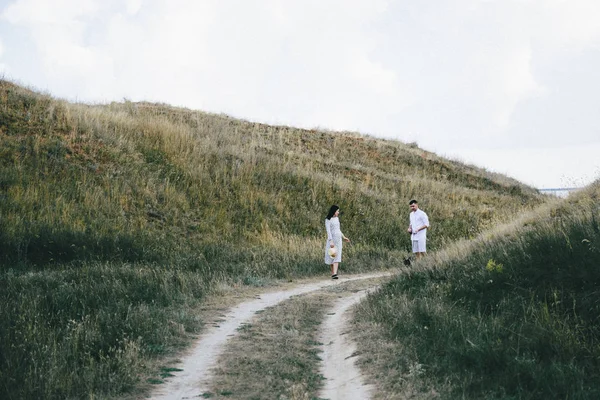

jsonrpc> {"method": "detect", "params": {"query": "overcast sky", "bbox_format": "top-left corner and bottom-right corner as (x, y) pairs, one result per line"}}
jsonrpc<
(1, 0), (599, 189)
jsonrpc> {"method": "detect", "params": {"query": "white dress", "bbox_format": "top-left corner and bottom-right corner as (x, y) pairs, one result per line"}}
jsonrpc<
(324, 217), (343, 264)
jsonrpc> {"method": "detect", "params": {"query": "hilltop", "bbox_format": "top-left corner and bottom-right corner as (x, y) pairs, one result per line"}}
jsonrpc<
(0, 79), (546, 398)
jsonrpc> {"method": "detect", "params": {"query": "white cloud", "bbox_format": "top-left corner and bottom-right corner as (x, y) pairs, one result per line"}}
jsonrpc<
(540, 0), (600, 48)
(348, 52), (398, 96)
(489, 45), (546, 129)
(125, 0), (142, 16)
(0, 37), (9, 75)
(449, 143), (600, 189)
(2, 0), (99, 24)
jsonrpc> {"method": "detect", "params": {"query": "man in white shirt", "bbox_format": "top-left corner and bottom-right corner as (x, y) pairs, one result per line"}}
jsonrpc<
(407, 199), (430, 259)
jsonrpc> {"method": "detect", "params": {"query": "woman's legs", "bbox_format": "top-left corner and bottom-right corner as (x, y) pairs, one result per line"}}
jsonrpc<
(332, 262), (339, 276)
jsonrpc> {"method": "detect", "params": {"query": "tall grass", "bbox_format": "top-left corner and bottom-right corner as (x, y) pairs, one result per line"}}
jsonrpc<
(354, 181), (600, 399)
(0, 263), (206, 398)
(0, 79), (546, 398)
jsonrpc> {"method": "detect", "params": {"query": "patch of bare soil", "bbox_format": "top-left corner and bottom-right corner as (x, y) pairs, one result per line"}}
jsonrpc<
(318, 289), (376, 400)
(149, 272), (391, 400)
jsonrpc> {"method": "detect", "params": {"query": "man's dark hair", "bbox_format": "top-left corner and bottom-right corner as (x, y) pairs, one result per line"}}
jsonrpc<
(409, 199), (418, 205)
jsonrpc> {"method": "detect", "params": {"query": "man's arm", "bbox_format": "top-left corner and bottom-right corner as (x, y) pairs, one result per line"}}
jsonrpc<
(416, 213), (430, 232)
(414, 224), (429, 233)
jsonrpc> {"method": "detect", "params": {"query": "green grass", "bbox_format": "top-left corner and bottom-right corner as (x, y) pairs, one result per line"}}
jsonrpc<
(354, 181), (600, 399)
(0, 78), (546, 399)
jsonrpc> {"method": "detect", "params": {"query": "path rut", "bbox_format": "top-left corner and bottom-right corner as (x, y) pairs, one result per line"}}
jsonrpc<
(150, 272), (390, 400)
(318, 290), (375, 400)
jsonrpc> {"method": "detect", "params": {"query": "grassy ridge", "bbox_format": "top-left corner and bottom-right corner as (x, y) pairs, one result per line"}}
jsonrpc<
(354, 182), (600, 399)
(0, 79), (544, 398)
(0, 80), (542, 268)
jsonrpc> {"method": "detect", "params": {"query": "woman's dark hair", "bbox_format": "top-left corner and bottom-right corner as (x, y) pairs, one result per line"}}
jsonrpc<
(326, 205), (340, 220)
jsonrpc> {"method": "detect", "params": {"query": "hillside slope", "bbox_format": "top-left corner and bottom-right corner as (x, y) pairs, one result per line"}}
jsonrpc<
(0, 79), (542, 270)
(0, 79), (545, 398)
(354, 181), (600, 399)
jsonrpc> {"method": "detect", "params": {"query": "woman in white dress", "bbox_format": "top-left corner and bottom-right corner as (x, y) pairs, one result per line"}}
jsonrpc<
(324, 205), (351, 279)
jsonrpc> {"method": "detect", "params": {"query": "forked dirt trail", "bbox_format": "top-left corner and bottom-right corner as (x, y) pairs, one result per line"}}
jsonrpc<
(318, 290), (375, 400)
(150, 272), (391, 400)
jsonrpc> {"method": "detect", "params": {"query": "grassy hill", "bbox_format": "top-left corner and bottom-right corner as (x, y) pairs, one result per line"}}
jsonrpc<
(0, 79), (545, 399)
(354, 181), (600, 399)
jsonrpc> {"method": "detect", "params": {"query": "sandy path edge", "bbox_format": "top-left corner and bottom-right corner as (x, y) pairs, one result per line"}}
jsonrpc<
(150, 272), (391, 400)
(318, 290), (375, 400)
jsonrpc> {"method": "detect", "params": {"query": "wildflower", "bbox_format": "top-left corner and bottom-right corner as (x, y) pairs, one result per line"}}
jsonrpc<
(486, 259), (504, 273)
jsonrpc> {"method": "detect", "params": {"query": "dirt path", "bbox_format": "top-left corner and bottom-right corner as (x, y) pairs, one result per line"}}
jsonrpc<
(318, 290), (375, 400)
(150, 272), (391, 400)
